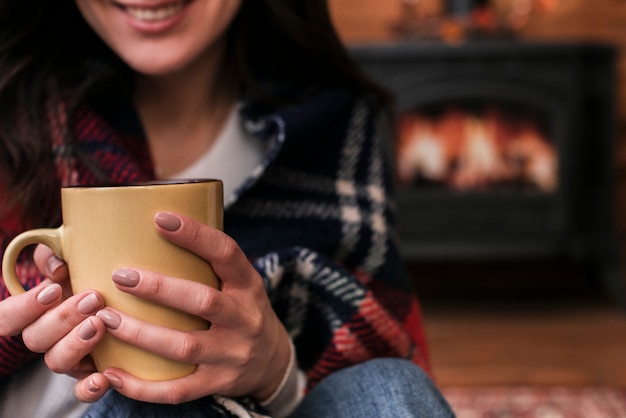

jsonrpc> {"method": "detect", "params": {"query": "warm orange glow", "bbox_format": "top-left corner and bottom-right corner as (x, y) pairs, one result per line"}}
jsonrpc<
(397, 106), (558, 192)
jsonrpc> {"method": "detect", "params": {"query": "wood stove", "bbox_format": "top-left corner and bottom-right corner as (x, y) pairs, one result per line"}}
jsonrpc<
(351, 41), (623, 301)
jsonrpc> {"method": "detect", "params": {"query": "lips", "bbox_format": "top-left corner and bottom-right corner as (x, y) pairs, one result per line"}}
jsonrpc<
(114, 0), (190, 23)
(126, 4), (185, 21)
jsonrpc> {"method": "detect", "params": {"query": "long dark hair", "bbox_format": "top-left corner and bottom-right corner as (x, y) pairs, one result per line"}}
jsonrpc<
(0, 0), (392, 230)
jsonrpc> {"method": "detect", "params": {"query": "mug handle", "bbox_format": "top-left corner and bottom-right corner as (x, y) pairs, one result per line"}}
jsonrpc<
(2, 228), (64, 296)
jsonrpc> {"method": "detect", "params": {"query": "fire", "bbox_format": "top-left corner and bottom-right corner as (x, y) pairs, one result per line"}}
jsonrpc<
(397, 106), (558, 193)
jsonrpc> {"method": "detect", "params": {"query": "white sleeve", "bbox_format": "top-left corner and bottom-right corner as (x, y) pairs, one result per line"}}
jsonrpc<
(260, 339), (306, 418)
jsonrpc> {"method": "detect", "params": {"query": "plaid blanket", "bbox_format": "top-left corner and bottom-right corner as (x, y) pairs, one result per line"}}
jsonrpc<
(0, 89), (430, 403)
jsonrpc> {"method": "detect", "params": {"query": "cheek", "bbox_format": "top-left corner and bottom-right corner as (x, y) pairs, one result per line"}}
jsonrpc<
(75, 0), (102, 30)
(74, 0), (117, 46)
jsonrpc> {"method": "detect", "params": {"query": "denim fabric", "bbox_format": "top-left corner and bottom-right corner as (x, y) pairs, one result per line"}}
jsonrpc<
(83, 358), (455, 418)
(83, 394), (234, 418)
(289, 358), (455, 418)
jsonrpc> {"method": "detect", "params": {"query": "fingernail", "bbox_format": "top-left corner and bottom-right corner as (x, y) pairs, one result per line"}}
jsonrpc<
(79, 318), (97, 341)
(96, 309), (121, 330)
(104, 372), (123, 389)
(155, 212), (181, 231)
(88, 377), (101, 393)
(112, 269), (139, 287)
(46, 256), (65, 276)
(37, 284), (62, 305)
(77, 293), (101, 315)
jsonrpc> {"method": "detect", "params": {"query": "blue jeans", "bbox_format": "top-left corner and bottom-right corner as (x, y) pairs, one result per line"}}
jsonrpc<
(83, 358), (455, 417)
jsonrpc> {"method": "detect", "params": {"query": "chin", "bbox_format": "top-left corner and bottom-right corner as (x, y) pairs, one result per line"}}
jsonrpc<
(131, 63), (187, 77)
(123, 54), (191, 77)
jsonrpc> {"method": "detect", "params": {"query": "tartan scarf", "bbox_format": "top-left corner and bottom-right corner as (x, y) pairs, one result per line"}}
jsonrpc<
(0, 89), (430, 403)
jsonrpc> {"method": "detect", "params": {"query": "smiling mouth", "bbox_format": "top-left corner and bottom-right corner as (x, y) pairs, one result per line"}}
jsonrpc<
(117, 1), (189, 22)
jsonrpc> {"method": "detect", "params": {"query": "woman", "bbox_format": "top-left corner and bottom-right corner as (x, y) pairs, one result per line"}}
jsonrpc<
(0, 0), (454, 417)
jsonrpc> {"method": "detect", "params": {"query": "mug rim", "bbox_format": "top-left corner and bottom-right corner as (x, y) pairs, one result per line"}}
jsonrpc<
(63, 179), (222, 189)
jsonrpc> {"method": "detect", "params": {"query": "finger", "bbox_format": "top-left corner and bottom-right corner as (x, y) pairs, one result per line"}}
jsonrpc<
(0, 282), (62, 336)
(44, 316), (106, 375)
(33, 244), (68, 281)
(154, 212), (257, 288)
(95, 308), (218, 365)
(64, 356), (99, 381)
(102, 368), (221, 405)
(74, 373), (110, 403)
(22, 290), (104, 352)
(110, 268), (244, 324)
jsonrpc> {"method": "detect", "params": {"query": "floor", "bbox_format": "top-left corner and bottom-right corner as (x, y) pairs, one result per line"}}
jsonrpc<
(409, 259), (626, 389)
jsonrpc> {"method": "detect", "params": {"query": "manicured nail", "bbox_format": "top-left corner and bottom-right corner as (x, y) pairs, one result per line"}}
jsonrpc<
(77, 293), (101, 315)
(79, 318), (97, 341)
(104, 372), (123, 389)
(37, 284), (62, 305)
(96, 309), (121, 330)
(46, 256), (65, 276)
(88, 377), (101, 393)
(112, 269), (139, 287)
(155, 212), (182, 231)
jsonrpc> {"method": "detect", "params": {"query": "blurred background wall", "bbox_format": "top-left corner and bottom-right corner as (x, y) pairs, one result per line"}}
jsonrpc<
(328, 0), (626, 251)
(329, 1), (626, 114)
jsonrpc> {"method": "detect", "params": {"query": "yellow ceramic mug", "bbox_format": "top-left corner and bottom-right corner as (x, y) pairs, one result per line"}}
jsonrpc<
(1, 179), (223, 381)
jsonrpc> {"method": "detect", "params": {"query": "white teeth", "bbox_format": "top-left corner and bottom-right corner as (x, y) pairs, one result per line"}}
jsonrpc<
(126, 3), (185, 21)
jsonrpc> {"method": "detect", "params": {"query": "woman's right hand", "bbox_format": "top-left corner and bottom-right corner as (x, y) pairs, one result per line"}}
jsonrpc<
(0, 244), (110, 401)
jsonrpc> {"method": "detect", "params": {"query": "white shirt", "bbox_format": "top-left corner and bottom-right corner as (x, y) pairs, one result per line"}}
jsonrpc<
(169, 103), (268, 203)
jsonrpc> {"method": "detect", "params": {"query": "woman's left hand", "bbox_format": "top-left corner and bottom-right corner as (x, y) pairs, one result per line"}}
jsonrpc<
(74, 212), (291, 404)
